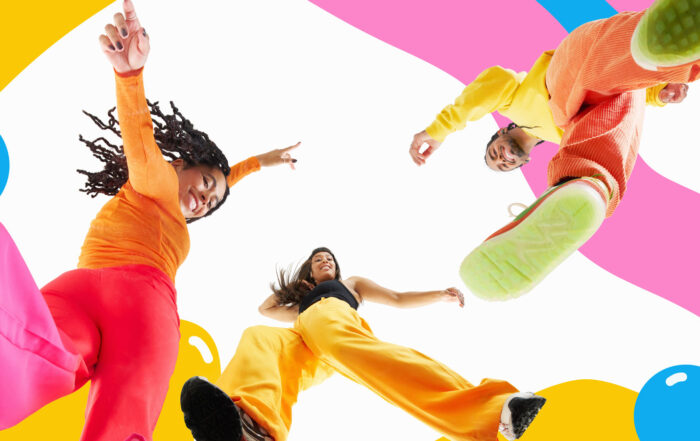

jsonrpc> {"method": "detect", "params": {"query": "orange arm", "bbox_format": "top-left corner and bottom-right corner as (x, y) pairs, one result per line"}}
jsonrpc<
(115, 69), (178, 201)
(227, 156), (261, 188)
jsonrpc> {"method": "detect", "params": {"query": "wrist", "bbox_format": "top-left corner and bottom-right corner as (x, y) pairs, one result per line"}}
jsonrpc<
(254, 154), (268, 167)
(114, 67), (144, 78)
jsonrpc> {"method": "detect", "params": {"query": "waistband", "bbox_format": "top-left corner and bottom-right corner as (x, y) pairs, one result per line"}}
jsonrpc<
(82, 264), (177, 304)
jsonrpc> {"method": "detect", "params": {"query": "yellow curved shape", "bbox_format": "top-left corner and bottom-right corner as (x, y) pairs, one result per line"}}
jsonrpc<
(0, 0), (110, 92)
(508, 380), (639, 441)
(2, 320), (221, 440)
(438, 379), (639, 441)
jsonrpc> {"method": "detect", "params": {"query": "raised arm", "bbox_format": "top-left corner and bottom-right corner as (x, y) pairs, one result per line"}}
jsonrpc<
(99, 0), (175, 201)
(258, 294), (300, 323)
(409, 66), (523, 166)
(346, 276), (464, 309)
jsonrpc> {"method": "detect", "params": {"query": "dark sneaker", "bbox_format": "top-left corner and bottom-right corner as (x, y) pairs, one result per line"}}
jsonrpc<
(631, 0), (700, 70)
(180, 376), (243, 441)
(459, 178), (607, 300)
(499, 392), (547, 440)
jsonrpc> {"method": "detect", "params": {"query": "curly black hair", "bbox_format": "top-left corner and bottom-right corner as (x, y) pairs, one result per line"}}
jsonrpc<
(77, 101), (231, 223)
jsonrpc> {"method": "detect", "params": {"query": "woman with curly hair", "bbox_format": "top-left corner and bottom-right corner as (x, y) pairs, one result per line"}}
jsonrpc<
(0, 1), (297, 440)
(181, 247), (545, 441)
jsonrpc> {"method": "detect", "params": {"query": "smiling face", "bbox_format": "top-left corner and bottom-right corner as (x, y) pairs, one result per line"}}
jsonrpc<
(484, 129), (530, 172)
(310, 251), (337, 284)
(173, 159), (227, 220)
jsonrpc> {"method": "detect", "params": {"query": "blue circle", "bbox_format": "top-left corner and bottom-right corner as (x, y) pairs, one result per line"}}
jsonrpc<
(634, 364), (700, 440)
(0, 134), (8, 196)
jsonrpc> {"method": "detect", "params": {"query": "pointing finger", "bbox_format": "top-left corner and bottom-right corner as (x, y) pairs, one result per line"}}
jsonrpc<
(283, 142), (301, 152)
(123, 0), (142, 32)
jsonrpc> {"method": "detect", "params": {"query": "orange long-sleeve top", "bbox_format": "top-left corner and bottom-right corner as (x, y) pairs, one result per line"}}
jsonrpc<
(77, 70), (260, 282)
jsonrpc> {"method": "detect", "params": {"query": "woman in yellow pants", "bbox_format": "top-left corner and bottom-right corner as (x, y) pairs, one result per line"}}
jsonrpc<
(180, 248), (545, 441)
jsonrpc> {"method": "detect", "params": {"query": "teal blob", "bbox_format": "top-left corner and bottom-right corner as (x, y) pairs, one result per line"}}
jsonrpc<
(0, 134), (8, 196)
(634, 364), (700, 440)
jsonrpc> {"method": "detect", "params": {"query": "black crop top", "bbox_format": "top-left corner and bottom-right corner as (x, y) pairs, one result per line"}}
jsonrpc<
(298, 279), (360, 314)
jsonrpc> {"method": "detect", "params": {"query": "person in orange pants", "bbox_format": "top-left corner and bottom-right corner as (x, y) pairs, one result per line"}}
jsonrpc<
(409, 1), (700, 299)
(180, 247), (546, 441)
(0, 1), (300, 440)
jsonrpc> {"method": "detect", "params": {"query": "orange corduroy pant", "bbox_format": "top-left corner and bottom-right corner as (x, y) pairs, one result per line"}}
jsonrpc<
(546, 11), (700, 216)
(216, 298), (518, 441)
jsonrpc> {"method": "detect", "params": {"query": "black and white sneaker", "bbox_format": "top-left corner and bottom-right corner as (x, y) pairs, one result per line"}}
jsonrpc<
(180, 376), (243, 441)
(499, 392), (546, 440)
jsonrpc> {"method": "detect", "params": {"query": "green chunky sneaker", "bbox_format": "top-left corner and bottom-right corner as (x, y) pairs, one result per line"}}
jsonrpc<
(631, 0), (700, 70)
(459, 178), (607, 300)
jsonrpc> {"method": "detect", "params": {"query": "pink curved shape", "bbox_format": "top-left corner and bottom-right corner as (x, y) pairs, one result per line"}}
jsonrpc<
(310, 0), (700, 315)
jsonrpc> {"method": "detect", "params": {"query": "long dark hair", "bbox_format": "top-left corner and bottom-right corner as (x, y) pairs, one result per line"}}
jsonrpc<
(272, 247), (342, 305)
(77, 100), (231, 223)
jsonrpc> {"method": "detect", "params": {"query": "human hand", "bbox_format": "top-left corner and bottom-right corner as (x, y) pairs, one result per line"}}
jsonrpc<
(256, 142), (301, 170)
(99, 0), (150, 73)
(440, 287), (464, 308)
(659, 83), (689, 104)
(409, 130), (442, 166)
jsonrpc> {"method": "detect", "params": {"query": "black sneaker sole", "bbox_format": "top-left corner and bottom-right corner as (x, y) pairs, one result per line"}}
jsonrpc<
(509, 395), (546, 439)
(180, 376), (243, 441)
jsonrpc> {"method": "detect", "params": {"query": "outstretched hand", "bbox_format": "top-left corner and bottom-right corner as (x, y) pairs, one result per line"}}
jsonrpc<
(659, 83), (689, 104)
(441, 287), (465, 308)
(409, 130), (442, 166)
(99, 0), (150, 73)
(256, 142), (301, 170)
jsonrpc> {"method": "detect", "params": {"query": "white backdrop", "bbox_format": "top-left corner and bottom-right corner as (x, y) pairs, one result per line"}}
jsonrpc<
(0, 1), (698, 440)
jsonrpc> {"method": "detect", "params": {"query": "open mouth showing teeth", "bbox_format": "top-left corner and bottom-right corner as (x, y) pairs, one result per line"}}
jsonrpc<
(501, 146), (516, 163)
(189, 191), (199, 212)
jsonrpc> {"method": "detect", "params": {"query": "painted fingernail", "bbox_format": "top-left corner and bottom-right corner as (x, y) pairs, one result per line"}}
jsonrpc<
(292, 159), (297, 163)
(142, 28), (147, 36)
(121, 28), (128, 37)
(108, 44), (116, 51)
(116, 41), (123, 50)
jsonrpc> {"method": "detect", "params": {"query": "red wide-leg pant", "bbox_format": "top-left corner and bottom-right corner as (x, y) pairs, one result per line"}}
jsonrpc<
(546, 11), (700, 216)
(0, 223), (180, 441)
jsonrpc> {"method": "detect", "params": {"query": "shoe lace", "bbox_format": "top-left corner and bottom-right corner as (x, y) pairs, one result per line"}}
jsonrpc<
(507, 202), (528, 218)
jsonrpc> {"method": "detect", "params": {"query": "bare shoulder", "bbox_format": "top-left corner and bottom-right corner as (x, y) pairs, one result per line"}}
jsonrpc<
(341, 276), (364, 302)
(342, 276), (368, 290)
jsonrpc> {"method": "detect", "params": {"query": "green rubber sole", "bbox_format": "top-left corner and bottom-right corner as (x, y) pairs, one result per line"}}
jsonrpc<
(631, 0), (700, 69)
(460, 182), (606, 301)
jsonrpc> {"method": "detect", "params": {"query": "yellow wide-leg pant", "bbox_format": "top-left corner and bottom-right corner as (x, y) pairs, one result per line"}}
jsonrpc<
(217, 298), (518, 441)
